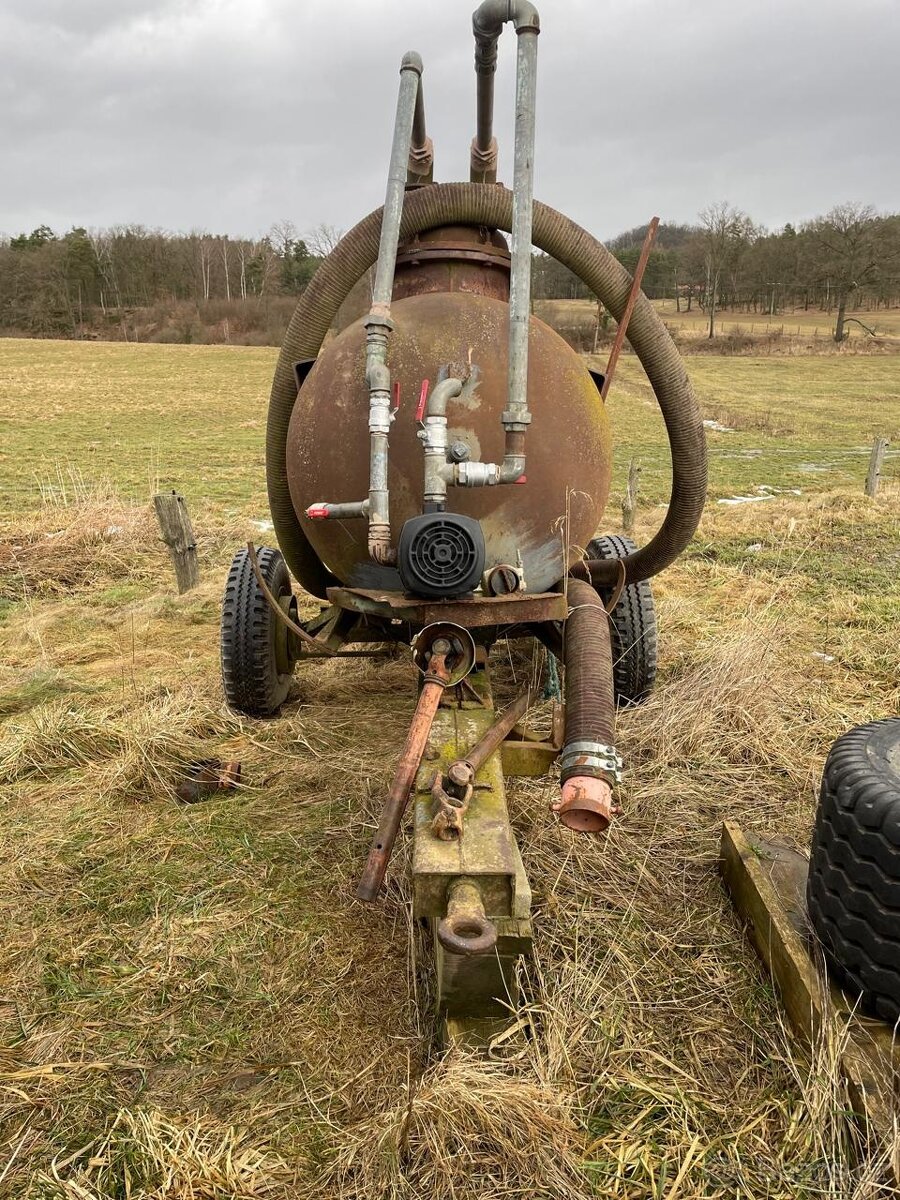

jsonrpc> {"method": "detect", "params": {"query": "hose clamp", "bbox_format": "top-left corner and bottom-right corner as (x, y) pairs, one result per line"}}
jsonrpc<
(560, 740), (623, 783)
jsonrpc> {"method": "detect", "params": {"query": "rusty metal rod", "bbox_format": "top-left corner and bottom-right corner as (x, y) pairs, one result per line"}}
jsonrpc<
(463, 689), (531, 773)
(246, 543), (387, 659)
(356, 650), (451, 901)
(601, 216), (659, 401)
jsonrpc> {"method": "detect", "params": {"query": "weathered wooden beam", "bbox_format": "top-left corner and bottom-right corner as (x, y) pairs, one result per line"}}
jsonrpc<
(720, 821), (898, 1157)
(622, 458), (641, 534)
(153, 490), (200, 594)
(865, 437), (889, 498)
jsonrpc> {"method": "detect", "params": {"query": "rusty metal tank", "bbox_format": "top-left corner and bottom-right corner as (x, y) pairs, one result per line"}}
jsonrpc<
(286, 226), (612, 593)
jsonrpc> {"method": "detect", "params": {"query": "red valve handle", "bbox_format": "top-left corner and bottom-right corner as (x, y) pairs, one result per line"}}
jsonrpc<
(415, 379), (430, 421)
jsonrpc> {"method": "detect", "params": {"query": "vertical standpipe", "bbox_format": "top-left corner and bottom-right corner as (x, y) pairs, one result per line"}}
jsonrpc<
(305, 52), (428, 564)
(365, 51), (425, 565)
(416, 4), (542, 511)
(470, 0), (540, 484)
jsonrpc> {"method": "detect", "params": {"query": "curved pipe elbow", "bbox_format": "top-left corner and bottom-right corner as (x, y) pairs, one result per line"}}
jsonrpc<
(498, 455), (525, 484)
(425, 377), (464, 420)
(473, 0), (540, 38)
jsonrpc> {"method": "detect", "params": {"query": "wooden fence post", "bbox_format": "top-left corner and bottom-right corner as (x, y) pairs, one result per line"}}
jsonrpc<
(622, 459), (641, 534)
(865, 438), (889, 498)
(153, 490), (200, 593)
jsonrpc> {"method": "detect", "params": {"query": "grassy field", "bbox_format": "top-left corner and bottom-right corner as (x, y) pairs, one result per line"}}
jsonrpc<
(1, 337), (899, 1197)
(537, 298), (900, 347)
(649, 298), (900, 340)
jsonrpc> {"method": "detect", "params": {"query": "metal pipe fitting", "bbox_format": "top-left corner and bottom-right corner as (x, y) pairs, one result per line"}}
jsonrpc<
(555, 776), (617, 833)
(420, 377), (464, 508)
(471, 0), (540, 184)
(408, 76), (434, 183)
(468, 2), (538, 482)
(309, 52), (426, 565)
(305, 499), (369, 521)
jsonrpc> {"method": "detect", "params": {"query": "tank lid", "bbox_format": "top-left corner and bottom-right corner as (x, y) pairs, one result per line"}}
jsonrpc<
(395, 224), (510, 271)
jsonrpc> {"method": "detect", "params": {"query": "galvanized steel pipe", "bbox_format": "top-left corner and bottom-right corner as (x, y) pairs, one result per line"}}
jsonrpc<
(308, 51), (426, 565)
(365, 51), (425, 564)
(421, 376), (464, 508)
(470, 0), (540, 183)
(469, 2), (540, 485)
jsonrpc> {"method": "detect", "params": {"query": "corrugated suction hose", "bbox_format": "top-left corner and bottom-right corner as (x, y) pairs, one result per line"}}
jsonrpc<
(558, 578), (618, 832)
(267, 183), (706, 598)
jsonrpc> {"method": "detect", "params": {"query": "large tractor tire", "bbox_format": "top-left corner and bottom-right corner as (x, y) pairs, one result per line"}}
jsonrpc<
(807, 718), (900, 1023)
(221, 546), (295, 717)
(586, 535), (658, 707)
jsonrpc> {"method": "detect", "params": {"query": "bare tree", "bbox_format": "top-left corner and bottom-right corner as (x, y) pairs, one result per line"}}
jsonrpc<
(198, 236), (213, 301)
(811, 203), (883, 342)
(220, 236), (231, 301)
(305, 222), (344, 257)
(698, 202), (755, 338)
(269, 220), (298, 257)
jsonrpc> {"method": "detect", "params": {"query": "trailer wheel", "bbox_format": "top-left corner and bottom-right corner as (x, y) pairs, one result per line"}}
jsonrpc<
(586, 534), (658, 706)
(807, 718), (900, 1024)
(221, 546), (295, 717)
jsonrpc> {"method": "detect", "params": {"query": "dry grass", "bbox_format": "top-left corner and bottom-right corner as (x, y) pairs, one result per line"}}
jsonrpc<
(1, 338), (899, 1197)
(534, 299), (900, 360)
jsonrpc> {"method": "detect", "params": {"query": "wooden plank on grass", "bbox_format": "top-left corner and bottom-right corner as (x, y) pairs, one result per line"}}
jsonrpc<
(153, 490), (200, 594)
(720, 821), (898, 1153)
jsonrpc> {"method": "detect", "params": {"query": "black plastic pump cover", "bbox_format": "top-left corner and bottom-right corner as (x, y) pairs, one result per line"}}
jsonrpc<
(397, 513), (486, 599)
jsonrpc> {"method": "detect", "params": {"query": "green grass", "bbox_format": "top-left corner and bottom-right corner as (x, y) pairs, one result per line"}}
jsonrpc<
(603, 354), (900, 502)
(1, 336), (899, 1197)
(0, 339), (274, 512)
(2, 339), (897, 514)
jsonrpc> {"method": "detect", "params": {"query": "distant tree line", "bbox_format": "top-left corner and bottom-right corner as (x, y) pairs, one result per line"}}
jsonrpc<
(0, 220), (338, 341)
(2, 203), (898, 344)
(533, 201), (900, 343)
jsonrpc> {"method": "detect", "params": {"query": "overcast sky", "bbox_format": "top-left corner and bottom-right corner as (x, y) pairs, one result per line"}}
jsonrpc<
(3, 0), (898, 243)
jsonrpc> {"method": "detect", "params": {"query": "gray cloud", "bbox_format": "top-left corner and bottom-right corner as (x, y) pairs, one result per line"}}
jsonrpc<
(2, 0), (898, 242)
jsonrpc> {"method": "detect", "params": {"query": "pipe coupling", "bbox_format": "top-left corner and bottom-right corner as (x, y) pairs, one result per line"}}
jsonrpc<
(408, 137), (434, 179)
(470, 135), (499, 181)
(369, 395), (393, 435)
(454, 460), (500, 487)
(560, 740), (623, 784)
(368, 523), (396, 566)
(501, 408), (532, 429)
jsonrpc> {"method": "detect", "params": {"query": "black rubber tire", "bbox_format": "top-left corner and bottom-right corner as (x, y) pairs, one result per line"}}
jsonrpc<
(807, 718), (900, 1024)
(221, 546), (294, 717)
(585, 534), (658, 706)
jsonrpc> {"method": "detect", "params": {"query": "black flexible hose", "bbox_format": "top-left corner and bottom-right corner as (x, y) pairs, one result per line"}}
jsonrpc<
(267, 183), (706, 597)
(562, 579), (615, 783)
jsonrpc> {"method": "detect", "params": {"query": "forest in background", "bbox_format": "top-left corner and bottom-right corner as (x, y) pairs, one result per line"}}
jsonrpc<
(1, 202), (898, 346)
